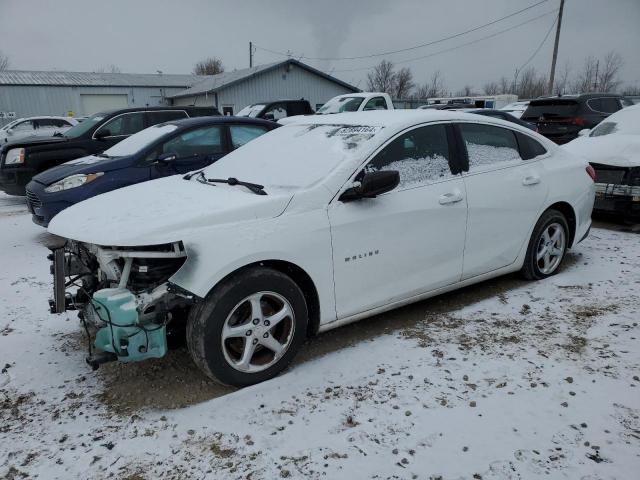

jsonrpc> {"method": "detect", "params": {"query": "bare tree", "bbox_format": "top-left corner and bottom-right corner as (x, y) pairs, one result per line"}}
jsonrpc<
(621, 84), (640, 96)
(516, 67), (546, 99)
(598, 51), (624, 92)
(193, 57), (224, 76)
(498, 76), (511, 94)
(94, 64), (121, 74)
(394, 67), (415, 98)
(483, 81), (500, 95)
(415, 70), (447, 98)
(455, 85), (478, 97)
(553, 61), (571, 95)
(571, 55), (599, 93)
(0, 51), (9, 71)
(366, 60), (396, 94)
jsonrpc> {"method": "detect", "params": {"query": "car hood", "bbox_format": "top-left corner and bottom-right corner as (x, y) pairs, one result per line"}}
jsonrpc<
(2, 135), (68, 150)
(562, 134), (640, 168)
(32, 155), (134, 185)
(47, 175), (294, 246)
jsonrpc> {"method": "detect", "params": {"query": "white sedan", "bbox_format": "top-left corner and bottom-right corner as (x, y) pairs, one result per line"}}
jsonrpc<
(0, 116), (78, 143)
(563, 104), (640, 221)
(48, 110), (595, 386)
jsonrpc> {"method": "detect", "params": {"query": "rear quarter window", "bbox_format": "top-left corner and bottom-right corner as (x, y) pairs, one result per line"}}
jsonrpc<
(515, 132), (547, 160)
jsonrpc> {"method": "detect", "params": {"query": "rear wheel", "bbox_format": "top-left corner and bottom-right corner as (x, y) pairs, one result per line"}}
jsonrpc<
(186, 267), (308, 387)
(521, 209), (569, 280)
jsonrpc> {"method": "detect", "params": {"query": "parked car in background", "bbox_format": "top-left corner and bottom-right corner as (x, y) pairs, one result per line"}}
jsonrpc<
(521, 93), (633, 144)
(563, 104), (640, 221)
(0, 106), (219, 195)
(236, 99), (314, 121)
(26, 116), (277, 227)
(500, 101), (529, 119)
(47, 110), (594, 386)
(0, 116), (78, 144)
(466, 109), (537, 131)
(278, 92), (394, 124)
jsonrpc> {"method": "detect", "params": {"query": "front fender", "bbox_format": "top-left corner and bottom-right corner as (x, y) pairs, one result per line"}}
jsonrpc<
(169, 209), (337, 325)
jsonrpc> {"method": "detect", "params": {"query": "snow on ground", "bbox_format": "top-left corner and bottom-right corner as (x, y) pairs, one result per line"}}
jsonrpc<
(1, 201), (639, 479)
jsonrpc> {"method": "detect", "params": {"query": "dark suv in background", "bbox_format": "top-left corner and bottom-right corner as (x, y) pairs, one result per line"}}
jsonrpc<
(0, 106), (219, 195)
(521, 93), (633, 144)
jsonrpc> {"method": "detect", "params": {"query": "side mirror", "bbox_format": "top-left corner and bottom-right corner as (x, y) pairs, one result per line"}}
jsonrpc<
(578, 128), (591, 137)
(95, 129), (111, 140)
(6, 128), (13, 135)
(156, 152), (177, 164)
(340, 170), (400, 202)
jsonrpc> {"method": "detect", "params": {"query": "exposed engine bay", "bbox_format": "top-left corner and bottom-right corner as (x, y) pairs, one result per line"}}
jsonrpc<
(48, 240), (194, 369)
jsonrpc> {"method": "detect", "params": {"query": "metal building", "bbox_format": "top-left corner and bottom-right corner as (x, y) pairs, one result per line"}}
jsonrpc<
(0, 70), (202, 126)
(169, 59), (359, 115)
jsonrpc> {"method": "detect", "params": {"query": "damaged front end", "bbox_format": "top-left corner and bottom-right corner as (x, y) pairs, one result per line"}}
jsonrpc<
(47, 238), (195, 369)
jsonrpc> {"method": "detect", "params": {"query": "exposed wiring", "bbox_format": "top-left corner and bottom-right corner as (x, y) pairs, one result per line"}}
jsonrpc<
(254, 0), (550, 61)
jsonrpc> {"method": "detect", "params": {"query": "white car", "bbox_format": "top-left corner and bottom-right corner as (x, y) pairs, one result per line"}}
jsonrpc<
(563, 104), (640, 221)
(0, 116), (78, 143)
(500, 101), (530, 119)
(278, 92), (394, 125)
(47, 110), (595, 386)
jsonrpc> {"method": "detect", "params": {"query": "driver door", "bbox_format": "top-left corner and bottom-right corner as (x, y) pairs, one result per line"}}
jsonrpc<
(328, 123), (467, 319)
(149, 125), (227, 177)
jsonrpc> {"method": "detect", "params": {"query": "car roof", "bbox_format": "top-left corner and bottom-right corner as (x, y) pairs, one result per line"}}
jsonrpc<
(94, 106), (218, 116)
(158, 115), (277, 129)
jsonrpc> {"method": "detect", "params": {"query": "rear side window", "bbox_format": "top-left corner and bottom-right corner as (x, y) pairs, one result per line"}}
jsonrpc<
(230, 125), (268, 149)
(522, 100), (578, 120)
(363, 97), (388, 110)
(365, 124), (453, 189)
(147, 111), (188, 125)
(515, 132), (547, 160)
(587, 98), (620, 114)
(459, 123), (521, 171)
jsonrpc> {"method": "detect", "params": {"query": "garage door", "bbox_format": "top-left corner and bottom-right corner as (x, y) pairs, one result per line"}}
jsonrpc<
(80, 94), (128, 115)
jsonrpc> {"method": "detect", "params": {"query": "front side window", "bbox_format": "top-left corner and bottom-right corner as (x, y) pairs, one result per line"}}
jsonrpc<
(460, 123), (521, 171)
(230, 125), (268, 149)
(364, 124), (453, 189)
(363, 97), (388, 111)
(12, 120), (35, 132)
(96, 112), (145, 137)
(161, 126), (223, 157)
(262, 103), (287, 120)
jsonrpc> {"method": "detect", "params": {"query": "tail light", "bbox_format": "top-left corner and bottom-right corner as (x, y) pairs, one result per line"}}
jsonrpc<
(586, 165), (597, 182)
(571, 117), (586, 127)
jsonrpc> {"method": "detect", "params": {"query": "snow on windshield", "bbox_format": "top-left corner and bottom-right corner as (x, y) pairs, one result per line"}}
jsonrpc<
(317, 97), (365, 114)
(203, 123), (384, 189)
(104, 124), (178, 157)
(237, 104), (266, 118)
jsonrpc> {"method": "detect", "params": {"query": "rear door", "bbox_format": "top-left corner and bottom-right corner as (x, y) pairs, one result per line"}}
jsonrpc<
(328, 123), (467, 318)
(458, 123), (549, 279)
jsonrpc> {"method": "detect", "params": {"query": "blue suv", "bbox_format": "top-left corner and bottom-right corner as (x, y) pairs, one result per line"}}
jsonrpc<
(26, 116), (278, 227)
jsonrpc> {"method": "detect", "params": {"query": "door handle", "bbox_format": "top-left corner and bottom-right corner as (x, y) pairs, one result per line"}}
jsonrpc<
(522, 175), (541, 186)
(438, 191), (464, 205)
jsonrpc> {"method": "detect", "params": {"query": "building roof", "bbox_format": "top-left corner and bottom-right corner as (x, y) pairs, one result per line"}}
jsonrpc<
(167, 59), (359, 99)
(0, 70), (202, 88)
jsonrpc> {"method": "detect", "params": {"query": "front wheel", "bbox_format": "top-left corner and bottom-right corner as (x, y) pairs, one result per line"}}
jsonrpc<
(186, 267), (308, 387)
(521, 209), (569, 280)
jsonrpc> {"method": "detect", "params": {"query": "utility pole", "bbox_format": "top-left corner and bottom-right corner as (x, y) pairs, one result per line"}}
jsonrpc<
(249, 41), (253, 68)
(593, 60), (599, 92)
(548, 0), (565, 94)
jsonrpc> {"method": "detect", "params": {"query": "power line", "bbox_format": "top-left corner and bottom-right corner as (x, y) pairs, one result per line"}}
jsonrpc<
(517, 14), (558, 73)
(254, 0), (550, 61)
(328, 9), (559, 74)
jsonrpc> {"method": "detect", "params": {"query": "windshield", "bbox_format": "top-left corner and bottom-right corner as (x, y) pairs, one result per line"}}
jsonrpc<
(1, 120), (20, 131)
(201, 123), (383, 189)
(62, 113), (107, 138)
(236, 104), (267, 118)
(317, 96), (365, 114)
(522, 100), (578, 119)
(103, 124), (179, 157)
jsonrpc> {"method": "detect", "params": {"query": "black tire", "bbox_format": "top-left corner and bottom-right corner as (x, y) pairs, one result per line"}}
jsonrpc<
(186, 267), (308, 387)
(521, 209), (570, 280)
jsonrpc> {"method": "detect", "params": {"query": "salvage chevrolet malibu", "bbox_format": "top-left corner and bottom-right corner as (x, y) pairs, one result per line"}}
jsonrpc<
(46, 110), (595, 387)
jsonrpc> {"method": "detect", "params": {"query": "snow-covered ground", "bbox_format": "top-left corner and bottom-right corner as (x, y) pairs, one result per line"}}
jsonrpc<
(1, 195), (639, 479)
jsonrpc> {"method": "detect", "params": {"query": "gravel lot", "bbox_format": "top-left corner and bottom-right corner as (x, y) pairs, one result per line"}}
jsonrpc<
(1, 193), (639, 479)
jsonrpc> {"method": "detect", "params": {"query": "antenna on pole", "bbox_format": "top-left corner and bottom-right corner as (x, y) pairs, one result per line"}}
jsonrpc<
(249, 41), (253, 68)
(548, 0), (565, 94)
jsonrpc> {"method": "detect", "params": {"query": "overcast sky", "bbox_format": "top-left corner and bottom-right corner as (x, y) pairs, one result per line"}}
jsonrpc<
(1, 0), (638, 92)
